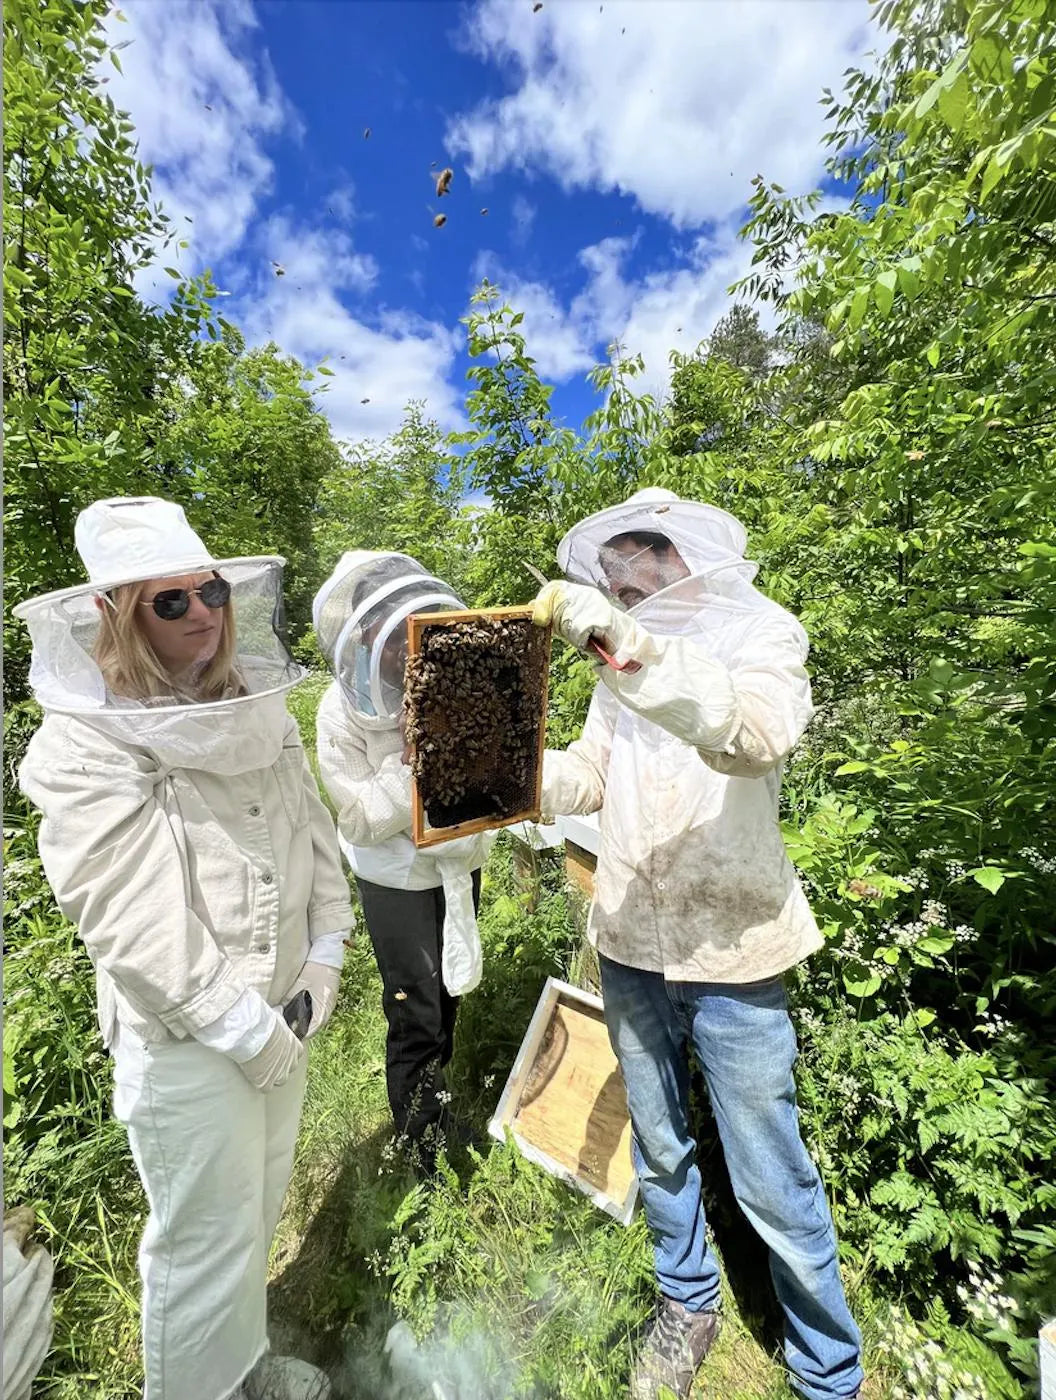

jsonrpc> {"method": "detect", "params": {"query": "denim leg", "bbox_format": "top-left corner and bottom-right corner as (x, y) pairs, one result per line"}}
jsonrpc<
(684, 979), (863, 1400)
(600, 955), (722, 1313)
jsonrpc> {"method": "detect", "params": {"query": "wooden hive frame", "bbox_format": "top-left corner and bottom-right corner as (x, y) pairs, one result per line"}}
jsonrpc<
(407, 605), (551, 849)
(488, 977), (639, 1225)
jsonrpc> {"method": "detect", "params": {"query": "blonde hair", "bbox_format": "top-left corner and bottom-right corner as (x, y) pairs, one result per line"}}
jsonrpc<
(94, 577), (245, 703)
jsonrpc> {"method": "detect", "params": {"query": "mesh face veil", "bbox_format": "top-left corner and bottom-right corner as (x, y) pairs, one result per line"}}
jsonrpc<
(15, 559), (300, 718)
(13, 494), (305, 775)
(555, 487), (780, 624)
(313, 552), (465, 729)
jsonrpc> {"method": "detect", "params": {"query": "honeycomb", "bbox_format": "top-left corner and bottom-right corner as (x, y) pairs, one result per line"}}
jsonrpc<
(405, 615), (548, 831)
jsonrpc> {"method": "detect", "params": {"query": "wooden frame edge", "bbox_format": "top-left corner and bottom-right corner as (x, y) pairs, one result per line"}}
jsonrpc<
(487, 977), (639, 1227)
(407, 606), (551, 848)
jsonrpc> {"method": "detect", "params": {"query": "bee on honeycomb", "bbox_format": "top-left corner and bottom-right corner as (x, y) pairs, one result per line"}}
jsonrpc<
(405, 616), (547, 830)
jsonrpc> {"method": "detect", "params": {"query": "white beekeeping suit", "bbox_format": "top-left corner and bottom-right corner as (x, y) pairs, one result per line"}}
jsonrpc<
(3, 1209), (53, 1400)
(16, 497), (352, 1400)
(313, 551), (491, 996)
(541, 487), (823, 983)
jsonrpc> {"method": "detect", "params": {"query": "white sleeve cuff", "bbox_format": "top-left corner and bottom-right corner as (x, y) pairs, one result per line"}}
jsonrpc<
(307, 930), (349, 970)
(193, 986), (276, 1063)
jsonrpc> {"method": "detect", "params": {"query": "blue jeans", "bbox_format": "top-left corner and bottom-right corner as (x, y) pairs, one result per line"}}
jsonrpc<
(600, 955), (863, 1400)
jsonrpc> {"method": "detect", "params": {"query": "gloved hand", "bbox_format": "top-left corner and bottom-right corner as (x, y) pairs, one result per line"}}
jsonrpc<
(285, 960), (341, 1041)
(237, 1014), (305, 1092)
(532, 581), (639, 656)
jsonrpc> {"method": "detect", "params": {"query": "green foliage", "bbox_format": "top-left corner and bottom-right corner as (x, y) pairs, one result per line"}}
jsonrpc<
(792, 1002), (1050, 1284)
(3, 816), (142, 1397)
(314, 403), (470, 597)
(378, 1144), (654, 1399)
(151, 336), (345, 635)
(3, 0), (207, 702)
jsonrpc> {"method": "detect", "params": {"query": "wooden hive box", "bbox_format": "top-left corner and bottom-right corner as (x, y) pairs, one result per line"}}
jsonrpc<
(488, 977), (638, 1225)
(406, 605), (551, 849)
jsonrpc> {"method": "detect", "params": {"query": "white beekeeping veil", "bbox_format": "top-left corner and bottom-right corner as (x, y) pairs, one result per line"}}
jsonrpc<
(557, 487), (793, 639)
(12, 496), (303, 774)
(313, 551), (464, 730)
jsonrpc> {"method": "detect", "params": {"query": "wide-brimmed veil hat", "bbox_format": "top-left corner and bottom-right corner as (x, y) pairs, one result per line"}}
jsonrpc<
(312, 550), (464, 730)
(13, 497), (303, 743)
(556, 486), (805, 641)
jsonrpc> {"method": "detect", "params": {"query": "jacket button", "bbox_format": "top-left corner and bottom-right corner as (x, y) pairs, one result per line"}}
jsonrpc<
(257, 942), (271, 955)
(249, 805), (261, 817)
(261, 870), (273, 884)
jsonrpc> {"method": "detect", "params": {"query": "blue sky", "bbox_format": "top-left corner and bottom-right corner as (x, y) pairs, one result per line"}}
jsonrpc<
(107, 0), (874, 444)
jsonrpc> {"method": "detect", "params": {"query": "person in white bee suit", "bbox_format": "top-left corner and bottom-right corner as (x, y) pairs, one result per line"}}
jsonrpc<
(532, 489), (863, 1400)
(17, 497), (354, 1400)
(313, 552), (490, 1173)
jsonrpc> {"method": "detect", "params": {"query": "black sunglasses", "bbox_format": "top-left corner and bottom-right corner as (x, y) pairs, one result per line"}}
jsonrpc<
(138, 577), (231, 621)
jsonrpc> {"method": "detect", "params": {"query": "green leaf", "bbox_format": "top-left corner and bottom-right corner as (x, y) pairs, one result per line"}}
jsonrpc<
(843, 972), (882, 998)
(848, 286), (870, 331)
(917, 935), (954, 955)
(979, 154), (1006, 201)
(896, 259), (921, 300)
(970, 867), (1005, 895)
(874, 268), (897, 317)
(937, 70), (970, 133)
(2, 1031), (15, 1098)
(914, 72), (945, 119)
(925, 341), (941, 367)
(164, 266), (181, 279)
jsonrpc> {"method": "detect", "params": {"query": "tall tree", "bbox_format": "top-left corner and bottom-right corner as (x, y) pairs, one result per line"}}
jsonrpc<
(314, 403), (470, 596)
(3, 0), (352, 695)
(152, 335), (344, 637)
(2, 0), (215, 702)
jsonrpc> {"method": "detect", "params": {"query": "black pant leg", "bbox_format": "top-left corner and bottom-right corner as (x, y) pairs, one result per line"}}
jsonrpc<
(356, 872), (482, 1145)
(356, 877), (448, 1141)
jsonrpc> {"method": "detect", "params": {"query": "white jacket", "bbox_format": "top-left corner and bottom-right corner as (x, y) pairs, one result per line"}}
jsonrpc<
(543, 583), (823, 984)
(316, 679), (493, 993)
(20, 712), (355, 1049)
(315, 680), (488, 890)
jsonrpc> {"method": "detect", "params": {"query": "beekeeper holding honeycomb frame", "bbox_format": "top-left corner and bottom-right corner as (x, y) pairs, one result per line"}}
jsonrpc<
(313, 552), (491, 1175)
(532, 488), (863, 1400)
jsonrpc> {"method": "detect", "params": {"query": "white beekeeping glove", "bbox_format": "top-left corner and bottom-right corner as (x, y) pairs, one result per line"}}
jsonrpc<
(532, 580), (642, 658)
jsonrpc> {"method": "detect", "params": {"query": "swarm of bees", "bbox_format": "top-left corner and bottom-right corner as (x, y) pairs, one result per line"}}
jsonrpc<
(404, 617), (548, 830)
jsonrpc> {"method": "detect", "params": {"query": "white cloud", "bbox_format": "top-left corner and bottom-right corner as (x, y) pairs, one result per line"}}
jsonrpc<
(448, 0), (873, 229)
(471, 252), (595, 382)
(257, 216), (378, 295)
(98, 1), (465, 442)
(240, 223), (463, 442)
(471, 219), (757, 396)
(326, 183), (358, 226)
(103, 0), (293, 291)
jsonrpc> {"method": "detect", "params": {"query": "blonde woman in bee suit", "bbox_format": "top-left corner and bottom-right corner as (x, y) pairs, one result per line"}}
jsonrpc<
(532, 489), (862, 1400)
(313, 552), (491, 1173)
(17, 497), (355, 1400)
